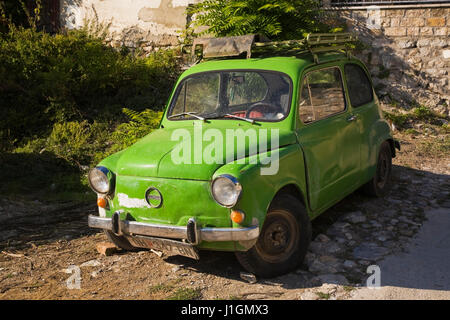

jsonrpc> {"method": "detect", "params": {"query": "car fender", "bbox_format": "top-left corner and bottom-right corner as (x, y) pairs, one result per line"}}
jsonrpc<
(366, 118), (394, 178)
(97, 149), (126, 173)
(212, 143), (309, 230)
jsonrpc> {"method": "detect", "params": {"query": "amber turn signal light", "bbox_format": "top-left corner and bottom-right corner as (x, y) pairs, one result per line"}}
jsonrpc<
(97, 197), (107, 209)
(230, 210), (245, 224)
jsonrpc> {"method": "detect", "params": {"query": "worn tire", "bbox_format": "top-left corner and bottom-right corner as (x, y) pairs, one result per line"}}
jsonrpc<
(104, 230), (136, 251)
(363, 141), (392, 197)
(235, 194), (311, 278)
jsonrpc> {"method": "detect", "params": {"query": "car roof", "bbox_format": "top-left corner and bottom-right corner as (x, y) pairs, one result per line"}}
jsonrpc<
(181, 52), (356, 80)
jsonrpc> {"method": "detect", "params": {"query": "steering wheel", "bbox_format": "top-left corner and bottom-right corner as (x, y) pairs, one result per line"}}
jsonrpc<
(246, 102), (282, 119)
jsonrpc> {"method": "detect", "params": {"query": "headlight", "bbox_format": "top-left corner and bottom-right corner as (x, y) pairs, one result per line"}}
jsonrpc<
(88, 166), (112, 194)
(211, 175), (242, 207)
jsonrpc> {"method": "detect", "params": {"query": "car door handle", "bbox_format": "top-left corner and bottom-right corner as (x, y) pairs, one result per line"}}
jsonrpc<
(347, 115), (357, 122)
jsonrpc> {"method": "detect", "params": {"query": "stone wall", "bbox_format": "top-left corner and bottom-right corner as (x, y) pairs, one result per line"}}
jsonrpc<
(60, 0), (200, 49)
(59, 1), (450, 115)
(336, 5), (449, 115)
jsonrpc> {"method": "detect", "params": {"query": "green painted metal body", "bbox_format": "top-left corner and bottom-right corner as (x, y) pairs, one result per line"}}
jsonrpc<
(96, 53), (394, 252)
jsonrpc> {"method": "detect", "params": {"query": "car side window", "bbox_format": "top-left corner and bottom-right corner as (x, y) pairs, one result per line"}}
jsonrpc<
(344, 64), (374, 108)
(298, 67), (346, 123)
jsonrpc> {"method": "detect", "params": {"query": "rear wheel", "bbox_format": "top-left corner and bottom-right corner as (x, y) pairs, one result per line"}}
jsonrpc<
(104, 230), (136, 251)
(235, 194), (311, 278)
(363, 141), (392, 197)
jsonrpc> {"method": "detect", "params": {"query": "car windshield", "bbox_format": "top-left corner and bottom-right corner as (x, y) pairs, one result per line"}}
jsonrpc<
(167, 71), (292, 122)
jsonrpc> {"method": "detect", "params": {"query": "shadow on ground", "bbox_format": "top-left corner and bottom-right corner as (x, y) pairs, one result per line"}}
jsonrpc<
(1, 163), (449, 292)
(161, 164), (450, 291)
(0, 151), (97, 248)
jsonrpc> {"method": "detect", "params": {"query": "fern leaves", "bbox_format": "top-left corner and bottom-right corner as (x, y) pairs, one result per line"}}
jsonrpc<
(188, 0), (328, 41)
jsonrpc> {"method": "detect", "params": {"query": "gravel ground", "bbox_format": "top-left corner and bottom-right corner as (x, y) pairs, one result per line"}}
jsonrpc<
(0, 133), (449, 300)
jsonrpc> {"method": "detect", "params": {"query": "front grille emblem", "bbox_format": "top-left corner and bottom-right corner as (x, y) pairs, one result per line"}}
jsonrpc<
(145, 187), (163, 208)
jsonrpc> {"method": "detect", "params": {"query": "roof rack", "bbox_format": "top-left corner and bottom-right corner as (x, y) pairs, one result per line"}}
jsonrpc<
(186, 33), (357, 64)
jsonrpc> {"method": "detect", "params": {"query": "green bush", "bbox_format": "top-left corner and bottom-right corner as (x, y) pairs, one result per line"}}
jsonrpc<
(413, 105), (434, 120)
(0, 0), (31, 32)
(383, 111), (409, 129)
(94, 108), (163, 164)
(188, 0), (329, 40)
(14, 120), (105, 165)
(16, 108), (163, 169)
(383, 105), (449, 131)
(0, 25), (179, 199)
(46, 121), (109, 166)
(0, 26), (180, 151)
(5, 107), (163, 199)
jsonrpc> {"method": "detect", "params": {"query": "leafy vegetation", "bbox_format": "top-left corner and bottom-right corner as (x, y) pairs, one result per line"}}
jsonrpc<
(1, 0), (446, 203)
(93, 108), (163, 164)
(148, 279), (202, 300)
(383, 105), (448, 131)
(187, 0), (330, 40)
(384, 103), (449, 159)
(413, 105), (434, 121)
(149, 282), (176, 294)
(167, 287), (202, 300)
(315, 291), (331, 300)
(0, 0), (33, 32)
(0, 25), (178, 152)
(2, 106), (165, 200)
(0, 20), (179, 200)
(419, 136), (450, 157)
(383, 111), (409, 129)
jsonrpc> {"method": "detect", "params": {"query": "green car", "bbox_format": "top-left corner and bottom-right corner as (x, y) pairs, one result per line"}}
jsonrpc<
(88, 34), (400, 277)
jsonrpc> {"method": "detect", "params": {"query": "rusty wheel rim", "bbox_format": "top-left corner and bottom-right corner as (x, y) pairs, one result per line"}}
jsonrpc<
(255, 210), (299, 263)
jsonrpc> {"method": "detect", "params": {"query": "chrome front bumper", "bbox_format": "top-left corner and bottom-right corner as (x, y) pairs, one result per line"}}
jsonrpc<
(88, 214), (260, 244)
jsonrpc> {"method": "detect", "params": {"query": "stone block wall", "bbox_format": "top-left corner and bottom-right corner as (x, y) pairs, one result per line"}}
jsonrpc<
(337, 6), (449, 115)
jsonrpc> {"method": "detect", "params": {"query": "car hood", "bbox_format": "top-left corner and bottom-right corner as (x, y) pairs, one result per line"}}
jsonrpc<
(113, 125), (297, 180)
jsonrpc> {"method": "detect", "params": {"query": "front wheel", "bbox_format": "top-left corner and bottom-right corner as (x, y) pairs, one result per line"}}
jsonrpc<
(235, 194), (311, 278)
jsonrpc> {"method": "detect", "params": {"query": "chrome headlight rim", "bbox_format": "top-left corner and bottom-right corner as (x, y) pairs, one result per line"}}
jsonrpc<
(88, 166), (113, 195)
(211, 174), (242, 208)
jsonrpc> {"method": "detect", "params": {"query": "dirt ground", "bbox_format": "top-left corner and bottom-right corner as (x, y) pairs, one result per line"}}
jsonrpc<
(0, 132), (449, 300)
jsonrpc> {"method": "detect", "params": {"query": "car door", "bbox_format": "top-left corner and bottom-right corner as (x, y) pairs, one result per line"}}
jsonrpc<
(296, 65), (361, 213)
(343, 63), (379, 179)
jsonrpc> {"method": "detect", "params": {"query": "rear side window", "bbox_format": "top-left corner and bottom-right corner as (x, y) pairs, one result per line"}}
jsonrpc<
(298, 67), (346, 123)
(344, 64), (373, 108)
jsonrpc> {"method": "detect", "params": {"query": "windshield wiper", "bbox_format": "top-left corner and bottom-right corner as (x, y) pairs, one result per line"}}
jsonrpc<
(206, 113), (256, 124)
(224, 113), (256, 124)
(168, 112), (205, 121)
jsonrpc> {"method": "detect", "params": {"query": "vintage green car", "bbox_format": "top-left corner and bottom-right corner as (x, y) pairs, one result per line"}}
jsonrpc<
(88, 34), (400, 277)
